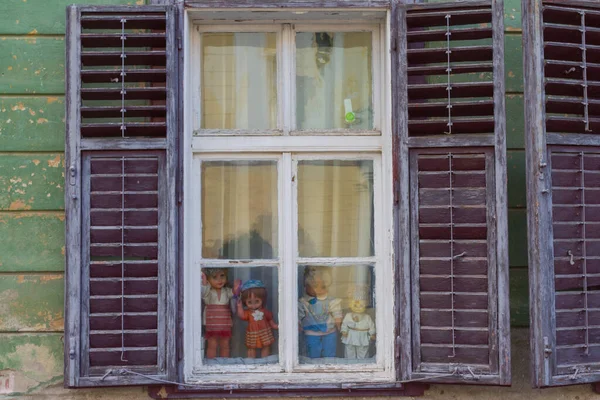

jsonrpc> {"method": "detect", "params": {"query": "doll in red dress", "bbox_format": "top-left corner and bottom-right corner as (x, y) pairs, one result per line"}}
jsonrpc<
(236, 280), (278, 358)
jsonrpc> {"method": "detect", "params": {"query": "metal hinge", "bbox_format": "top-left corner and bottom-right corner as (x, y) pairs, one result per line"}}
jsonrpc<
(543, 336), (552, 358)
(178, 36), (182, 50)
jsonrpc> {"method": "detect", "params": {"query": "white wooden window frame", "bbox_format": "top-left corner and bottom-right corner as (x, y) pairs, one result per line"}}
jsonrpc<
(183, 10), (394, 385)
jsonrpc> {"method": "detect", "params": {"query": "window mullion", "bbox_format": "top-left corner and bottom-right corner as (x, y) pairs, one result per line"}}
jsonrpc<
(281, 152), (296, 372)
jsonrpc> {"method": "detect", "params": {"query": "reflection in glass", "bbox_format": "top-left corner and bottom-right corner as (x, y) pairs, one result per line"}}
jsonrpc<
(202, 266), (279, 364)
(201, 161), (278, 259)
(201, 32), (277, 129)
(296, 32), (373, 130)
(297, 265), (376, 363)
(297, 160), (374, 257)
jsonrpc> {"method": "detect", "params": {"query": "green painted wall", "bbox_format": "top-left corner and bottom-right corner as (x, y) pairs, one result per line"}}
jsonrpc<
(0, 0), (530, 396)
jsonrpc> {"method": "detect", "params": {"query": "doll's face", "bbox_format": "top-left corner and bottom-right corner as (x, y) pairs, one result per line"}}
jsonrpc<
(245, 293), (263, 310)
(349, 299), (367, 314)
(309, 277), (328, 298)
(207, 270), (227, 289)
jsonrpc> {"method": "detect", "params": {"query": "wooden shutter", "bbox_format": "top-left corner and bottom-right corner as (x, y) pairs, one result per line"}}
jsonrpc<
(525, 0), (600, 387)
(395, 0), (510, 385)
(64, 5), (178, 387)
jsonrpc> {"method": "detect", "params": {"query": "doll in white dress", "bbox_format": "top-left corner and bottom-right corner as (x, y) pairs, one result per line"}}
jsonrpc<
(340, 285), (375, 359)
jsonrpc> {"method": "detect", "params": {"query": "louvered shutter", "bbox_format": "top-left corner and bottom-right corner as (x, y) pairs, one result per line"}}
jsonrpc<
(525, 0), (600, 387)
(395, 0), (510, 385)
(64, 5), (178, 387)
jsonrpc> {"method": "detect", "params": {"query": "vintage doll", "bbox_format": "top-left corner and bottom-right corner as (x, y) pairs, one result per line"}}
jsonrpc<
(236, 280), (278, 358)
(298, 266), (343, 358)
(201, 268), (241, 358)
(340, 285), (375, 359)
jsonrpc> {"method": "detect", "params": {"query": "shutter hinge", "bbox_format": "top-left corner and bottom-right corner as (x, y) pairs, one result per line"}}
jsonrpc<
(69, 165), (76, 186)
(395, 335), (401, 356)
(178, 36), (182, 50)
(543, 336), (552, 358)
(391, 36), (398, 53)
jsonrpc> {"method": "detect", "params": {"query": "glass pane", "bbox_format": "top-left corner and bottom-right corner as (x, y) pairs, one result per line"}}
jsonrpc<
(297, 160), (374, 257)
(201, 266), (279, 364)
(201, 32), (277, 129)
(296, 32), (373, 130)
(202, 161), (278, 259)
(297, 265), (376, 364)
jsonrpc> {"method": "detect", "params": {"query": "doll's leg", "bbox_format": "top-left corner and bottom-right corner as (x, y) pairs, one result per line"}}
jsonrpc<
(260, 347), (270, 358)
(356, 345), (369, 359)
(321, 332), (338, 357)
(218, 336), (230, 358)
(247, 348), (257, 358)
(206, 337), (218, 359)
(305, 335), (322, 358)
(344, 344), (357, 359)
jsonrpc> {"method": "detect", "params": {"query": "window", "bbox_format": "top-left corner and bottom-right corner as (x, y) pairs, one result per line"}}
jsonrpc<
(184, 16), (394, 383)
(64, 0), (510, 394)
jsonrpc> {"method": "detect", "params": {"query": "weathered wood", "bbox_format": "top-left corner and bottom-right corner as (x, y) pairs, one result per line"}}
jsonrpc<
(0, 333), (64, 394)
(0, 212), (65, 272)
(505, 34), (524, 93)
(506, 95), (525, 149)
(0, 37), (65, 95)
(505, 0), (523, 32)
(0, 154), (65, 211)
(0, 97), (65, 152)
(0, 274), (64, 332)
(507, 150), (527, 207)
(491, 0), (511, 378)
(0, 0), (139, 35)
(185, 0), (391, 8)
(64, 4), (178, 388)
(64, 4), (82, 388)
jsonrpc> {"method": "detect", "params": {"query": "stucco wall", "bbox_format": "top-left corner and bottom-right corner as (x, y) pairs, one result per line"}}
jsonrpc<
(0, 0), (587, 398)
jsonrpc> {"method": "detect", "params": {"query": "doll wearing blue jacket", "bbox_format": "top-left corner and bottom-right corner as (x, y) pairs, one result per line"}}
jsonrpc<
(298, 266), (342, 358)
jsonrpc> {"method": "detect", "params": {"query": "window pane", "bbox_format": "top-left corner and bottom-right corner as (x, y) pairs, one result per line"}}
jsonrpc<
(201, 266), (279, 364)
(201, 33), (277, 129)
(297, 160), (374, 257)
(298, 265), (376, 364)
(296, 32), (373, 130)
(202, 161), (278, 259)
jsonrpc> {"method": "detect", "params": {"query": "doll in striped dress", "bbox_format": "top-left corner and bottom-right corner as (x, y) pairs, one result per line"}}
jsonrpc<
(202, 268), (241, 358)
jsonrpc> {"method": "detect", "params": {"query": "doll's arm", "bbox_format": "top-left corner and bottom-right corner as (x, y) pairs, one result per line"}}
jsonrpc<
(330, 298), (343, 330)
(266, 310), (278, 329)
(367, 315), (376, 340)
(340, 313), (351, 337)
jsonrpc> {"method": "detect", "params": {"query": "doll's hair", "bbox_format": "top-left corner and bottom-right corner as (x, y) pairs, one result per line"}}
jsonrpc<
(241, 286), (267, 305)
(304, 265), (333, 289)
(203, 268), (228, 279)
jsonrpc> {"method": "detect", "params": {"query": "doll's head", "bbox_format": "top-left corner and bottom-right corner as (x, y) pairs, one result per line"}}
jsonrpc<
(304, 266), (333, 298)
(204, 268), (228, 289)
(240, 280), (267, 310)
(348, 284), (369, 314)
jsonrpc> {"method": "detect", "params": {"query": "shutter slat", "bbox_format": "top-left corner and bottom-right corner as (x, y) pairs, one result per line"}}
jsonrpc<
(408, 82), (494, 100)
(81, 69), (167, 84)
(81, 123), (166, 138)
(82, 51), (167, 66)
(407, 27), (492, 43)
(407, 46), (493, 64)
(82, 106), (166, 119)
(81, 88), (166, 101)
(408, 63), (494, 77)
(81, 14), (166, 30)
(81, 33), (166, 48)
(406, 9), (492, 28)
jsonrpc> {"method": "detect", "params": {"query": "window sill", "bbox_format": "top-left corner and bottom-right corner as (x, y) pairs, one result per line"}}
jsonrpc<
(147, 382), (428, 398)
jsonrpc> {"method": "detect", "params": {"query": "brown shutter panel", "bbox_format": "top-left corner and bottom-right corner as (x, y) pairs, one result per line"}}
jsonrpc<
(395, 0), (510, 385)
(525, 0), (600, 387)
(65, 5), (178, 387)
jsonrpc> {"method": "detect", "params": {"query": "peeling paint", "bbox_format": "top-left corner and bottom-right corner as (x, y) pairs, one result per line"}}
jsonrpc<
(8, 200), (31, 210)
(36, 118), (48, 124)
(46, 97), (59, 104)
(11, 103), (26, 111)
(46, 155), (60, 168)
